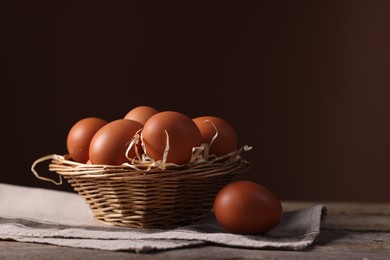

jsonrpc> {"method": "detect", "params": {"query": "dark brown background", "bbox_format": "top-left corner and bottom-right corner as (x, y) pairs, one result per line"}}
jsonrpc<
(1, 1), (389, 202)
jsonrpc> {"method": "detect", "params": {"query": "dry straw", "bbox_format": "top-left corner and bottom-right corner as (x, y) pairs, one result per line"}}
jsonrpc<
(32, 130), (251, 229)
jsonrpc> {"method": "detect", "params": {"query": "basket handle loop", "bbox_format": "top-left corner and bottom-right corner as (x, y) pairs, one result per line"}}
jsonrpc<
(31, 154), (63, 185)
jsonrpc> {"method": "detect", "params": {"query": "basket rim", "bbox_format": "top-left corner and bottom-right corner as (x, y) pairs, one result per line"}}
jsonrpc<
(32, 145), (252, 184)
(48, 153), (251, 179)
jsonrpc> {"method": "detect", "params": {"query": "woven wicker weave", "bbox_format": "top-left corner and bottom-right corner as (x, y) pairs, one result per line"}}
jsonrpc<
(47, 153), (250, 229)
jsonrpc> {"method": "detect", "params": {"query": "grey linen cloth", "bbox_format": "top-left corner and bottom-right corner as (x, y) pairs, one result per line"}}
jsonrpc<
(0, 183), (326, 253)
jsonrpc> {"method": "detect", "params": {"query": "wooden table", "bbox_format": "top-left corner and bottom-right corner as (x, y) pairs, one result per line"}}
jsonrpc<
(1, 202), (389, 259)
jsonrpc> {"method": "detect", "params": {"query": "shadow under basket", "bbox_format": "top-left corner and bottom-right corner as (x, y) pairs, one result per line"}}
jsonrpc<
(47, 154), (250, 229)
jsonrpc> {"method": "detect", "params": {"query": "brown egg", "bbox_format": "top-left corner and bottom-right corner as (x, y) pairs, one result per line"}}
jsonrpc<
(89, 119), (143, 165)
(141, 111), (202, 164)
(66, 117), (108, 163)
(193, 116), (238, 156)
(124, 105), (159, 125)
(213, 181), (283, 235)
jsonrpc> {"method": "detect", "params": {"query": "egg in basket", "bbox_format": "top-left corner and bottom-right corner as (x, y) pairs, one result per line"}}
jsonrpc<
(32, 106), (251, 229)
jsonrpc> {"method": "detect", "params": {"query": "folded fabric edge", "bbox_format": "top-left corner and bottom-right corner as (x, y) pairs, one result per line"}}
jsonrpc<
(0, 205), (327, 252)
(1, 235), (206, 253)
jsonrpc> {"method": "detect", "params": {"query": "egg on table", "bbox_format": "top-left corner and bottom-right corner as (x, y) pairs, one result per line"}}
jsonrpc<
(213, 180), (283, 235)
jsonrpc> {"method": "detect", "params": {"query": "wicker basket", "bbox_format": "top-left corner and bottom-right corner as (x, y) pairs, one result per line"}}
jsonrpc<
(39, 151), (250, 229)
